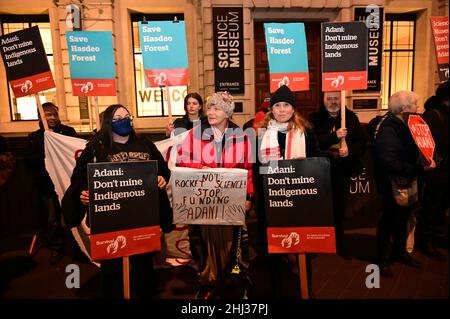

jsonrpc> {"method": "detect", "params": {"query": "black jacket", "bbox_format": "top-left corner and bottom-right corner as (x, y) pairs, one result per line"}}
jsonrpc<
(61, 134), (173, 232)
(24, 123), (77, 195)
(173, 114), (208, 136)
(422, 96), (449, 184)
(309, 106), (366, 176)
(373, 113), (423, 196)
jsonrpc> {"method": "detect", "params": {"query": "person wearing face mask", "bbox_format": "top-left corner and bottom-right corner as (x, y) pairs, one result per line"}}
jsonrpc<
(166, 92), (208, 136)
(62, 104), (172, 299)
(24, 102), (78, 265)
(309, 91), (366, 260)
(176, 92), (254, 299)
(255, 85), (328, 298)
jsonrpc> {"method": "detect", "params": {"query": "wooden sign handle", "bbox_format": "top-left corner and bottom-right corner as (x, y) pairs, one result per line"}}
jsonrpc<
(35, 94), (49, 131)
(166, 86), (173, 124)
(298, 253), (309, 299)
(340, 90), (347, 149)
(123, 256), (130, 299)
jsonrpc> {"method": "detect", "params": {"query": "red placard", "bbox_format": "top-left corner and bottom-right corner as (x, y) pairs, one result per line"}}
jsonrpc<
(408, 115), (435, 165)
(430, 16), (449, 65)
(267, 227), (336, 253)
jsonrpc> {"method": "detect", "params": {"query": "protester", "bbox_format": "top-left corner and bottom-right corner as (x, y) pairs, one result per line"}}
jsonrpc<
(243, 98), (270, 131)
(416, 81), (449, 259)
(61, 104), (172, 299)
(373, 91), (436, 277)
(255, 85), (329, 298)
(176, 91), (254, 299)
(309, 91), (366, 259)
(166, 92), (208, 136)
(24, 102), (77, 264)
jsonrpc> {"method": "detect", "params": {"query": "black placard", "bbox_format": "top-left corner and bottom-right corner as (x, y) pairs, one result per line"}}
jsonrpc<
(261, 158), (333, 227)
(213, 7), (245, 94)
(88, 161), (159, 234)
(354, 7), (384, 91)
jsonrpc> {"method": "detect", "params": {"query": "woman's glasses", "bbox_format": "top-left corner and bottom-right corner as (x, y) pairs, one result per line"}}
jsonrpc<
(112, 115), (133, 123)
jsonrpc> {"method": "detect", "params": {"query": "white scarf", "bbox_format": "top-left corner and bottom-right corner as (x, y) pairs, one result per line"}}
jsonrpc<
(260, 119), (306, 162)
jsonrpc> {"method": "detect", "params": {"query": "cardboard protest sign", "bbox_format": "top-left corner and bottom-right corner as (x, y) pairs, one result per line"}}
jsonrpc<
(321, 22), (368, 91)
(66, 31), (116, 96)
(88, 161), (160, 260)
(261, 158), (335, 253)
(430, 16), (449, 81)
(264, 23), (309, 92)
(171, 167), (247, 225)
(0, 26), (55, 98)
(354, 7), (384, 91)
(213, 7), (245, 94)
(408, 114), (435, 165)
(138, 21), (189, 87)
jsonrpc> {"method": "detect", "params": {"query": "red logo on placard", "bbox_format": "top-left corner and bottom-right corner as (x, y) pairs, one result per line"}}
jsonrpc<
(408, 115), (435, 164)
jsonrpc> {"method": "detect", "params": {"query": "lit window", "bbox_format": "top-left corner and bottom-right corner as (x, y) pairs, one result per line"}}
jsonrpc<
(381, 14), (416, 109)
(0, 15), (56, 121)
(130, 14), (187, 117)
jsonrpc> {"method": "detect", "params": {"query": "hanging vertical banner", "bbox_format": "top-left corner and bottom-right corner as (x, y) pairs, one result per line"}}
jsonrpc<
(354, 6), (384, 91)
(88, 161), (161, 260)
(66, 31), (116, 96)
(264, 23), (309, 93)
(321, 22), (368, 91)
(0, 26), (55, 98)
(213, 7), (245, 94)
(261, 158), (336, 253)
(139, 21), (189, 87)
(430, 16), (449, 81)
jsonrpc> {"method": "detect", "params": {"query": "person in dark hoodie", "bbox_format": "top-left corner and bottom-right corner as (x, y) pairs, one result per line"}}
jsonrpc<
(309, 91), (366, 259)
(416, 81), (449, 260)
(373, 91), (436, 277)
(166, 92), (208, 136)
(24, 102), (78, 264)
(62, 104), (172, 299)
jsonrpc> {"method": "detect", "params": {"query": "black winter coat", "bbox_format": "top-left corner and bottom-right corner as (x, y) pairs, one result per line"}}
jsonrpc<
(24, 123), (77, 195)
(309, 106), (366, 176)
(173, 114), (208, 136)
(373, 113), (423, 196)
(422, 96), (449, 184)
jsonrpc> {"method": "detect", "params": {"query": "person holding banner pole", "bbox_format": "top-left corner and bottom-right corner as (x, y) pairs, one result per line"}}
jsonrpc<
(373, 91), (436, 277)
(256, 85), (329, 298)
(62, 104), (172, 298)
(176, 91), (254, 298)
(309, 91), (366, 259)
(25, 102), (78, 264)
(166, 92), (208, 136)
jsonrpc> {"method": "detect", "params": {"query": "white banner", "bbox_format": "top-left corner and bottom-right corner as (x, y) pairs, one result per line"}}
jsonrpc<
(44, 130), (191, 266)
(171, 167), (247, 225)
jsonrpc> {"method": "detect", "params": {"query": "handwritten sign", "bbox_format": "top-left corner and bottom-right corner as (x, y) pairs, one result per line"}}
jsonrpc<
(408, 115), (435, 165)
(171, 167), (247, 225)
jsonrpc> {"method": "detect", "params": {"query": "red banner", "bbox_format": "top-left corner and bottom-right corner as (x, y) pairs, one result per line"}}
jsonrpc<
(9, 71), (55, 98)
(408, 115), (435, 165)
(269, 72), (309, 92)
(267, 227), (336, 253)
(322, 70), (368, 91)
(90, 225), (160, 260)
(144, 68), (189, 87)
(431, 16), (449, 65)
(71, 78), (116, 96)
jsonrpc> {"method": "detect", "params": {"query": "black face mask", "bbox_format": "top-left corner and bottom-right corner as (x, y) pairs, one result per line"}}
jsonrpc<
(112, 118), (133, 136)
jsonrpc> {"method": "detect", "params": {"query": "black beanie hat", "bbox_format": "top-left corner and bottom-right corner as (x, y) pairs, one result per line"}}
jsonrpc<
(270, 85), (296, 107)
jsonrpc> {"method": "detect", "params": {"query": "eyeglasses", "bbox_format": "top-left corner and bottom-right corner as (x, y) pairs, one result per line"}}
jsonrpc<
(112, 115), (133, 123)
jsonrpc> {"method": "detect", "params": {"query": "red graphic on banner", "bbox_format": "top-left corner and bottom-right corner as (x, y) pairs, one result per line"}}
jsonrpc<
(9, 71), (55, 98)
(144, 68), (189, 87)
(71, 78), (116, 96)
(322, 71), (368, 91)
(269, 72), (309, 93)
(90, 225), (160, 260)
(430, 17), (449, 65)
(408, 115), (435, 165)
(267, 226), (336, 253)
